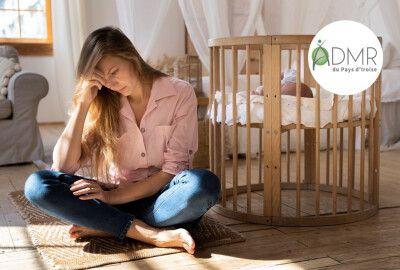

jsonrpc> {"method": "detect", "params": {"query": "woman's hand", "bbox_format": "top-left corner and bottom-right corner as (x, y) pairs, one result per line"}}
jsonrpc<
(76, 71), (106, 105)
(70, 179), (111, 203)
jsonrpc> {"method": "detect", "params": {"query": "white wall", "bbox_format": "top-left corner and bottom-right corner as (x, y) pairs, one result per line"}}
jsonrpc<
(27, 0), (185, 123)
(19, 56), (64, 123)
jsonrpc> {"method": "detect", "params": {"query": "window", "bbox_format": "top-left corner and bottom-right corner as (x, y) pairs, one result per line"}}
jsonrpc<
(0, 0), (52, 55)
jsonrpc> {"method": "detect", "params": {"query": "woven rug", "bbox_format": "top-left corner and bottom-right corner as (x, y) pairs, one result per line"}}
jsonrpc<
(9, 190), (245, 270)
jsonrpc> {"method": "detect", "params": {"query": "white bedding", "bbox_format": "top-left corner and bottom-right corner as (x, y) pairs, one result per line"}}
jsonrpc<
(212, 91), (374, 128)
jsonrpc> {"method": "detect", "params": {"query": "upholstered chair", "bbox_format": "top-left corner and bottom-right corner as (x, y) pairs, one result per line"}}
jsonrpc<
(0, 45), (48, 165)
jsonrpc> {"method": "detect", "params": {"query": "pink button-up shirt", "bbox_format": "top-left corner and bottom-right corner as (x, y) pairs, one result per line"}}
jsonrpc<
(67, 77), (198, 186)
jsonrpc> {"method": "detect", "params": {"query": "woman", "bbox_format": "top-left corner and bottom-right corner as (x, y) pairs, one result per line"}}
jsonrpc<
(24, 26), (220, 255)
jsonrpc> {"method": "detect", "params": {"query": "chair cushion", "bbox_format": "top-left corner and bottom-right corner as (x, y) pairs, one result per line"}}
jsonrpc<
(0, 99), (12, 119)
(0, 57), (21, 99)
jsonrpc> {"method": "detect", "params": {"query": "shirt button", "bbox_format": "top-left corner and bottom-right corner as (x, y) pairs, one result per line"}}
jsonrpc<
(189, 150), (193, 154)
(140, 128), (145, 133)
(141, 152), (145, 157)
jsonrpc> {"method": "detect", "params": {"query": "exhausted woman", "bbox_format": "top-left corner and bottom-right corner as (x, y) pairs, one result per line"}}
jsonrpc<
(24, 26), (220, 255)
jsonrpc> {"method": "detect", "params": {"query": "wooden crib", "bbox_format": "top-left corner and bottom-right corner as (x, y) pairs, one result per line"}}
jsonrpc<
(208, 35), (381, 226)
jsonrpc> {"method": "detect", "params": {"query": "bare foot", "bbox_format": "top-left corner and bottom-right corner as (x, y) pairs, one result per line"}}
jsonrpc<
(152, 228), (196, 255)
(68, 224), (114, 239)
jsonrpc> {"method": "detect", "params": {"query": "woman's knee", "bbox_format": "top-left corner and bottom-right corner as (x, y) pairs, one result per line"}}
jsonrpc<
(188, 169), (221, 203)
(24, 170), (57, 205)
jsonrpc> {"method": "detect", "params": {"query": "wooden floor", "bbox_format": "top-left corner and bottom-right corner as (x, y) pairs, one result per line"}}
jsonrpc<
(0, 123), (399, 270)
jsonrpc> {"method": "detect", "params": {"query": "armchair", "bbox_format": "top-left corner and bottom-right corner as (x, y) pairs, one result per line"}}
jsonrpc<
(0, 45), (48, 165)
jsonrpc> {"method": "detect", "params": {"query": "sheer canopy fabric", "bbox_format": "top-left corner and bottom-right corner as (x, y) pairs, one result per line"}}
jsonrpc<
(116, 0), (173, 62)
(379, 0), (400, 69)
(52, 0), (87, 123)
(178, 0), (262, 77)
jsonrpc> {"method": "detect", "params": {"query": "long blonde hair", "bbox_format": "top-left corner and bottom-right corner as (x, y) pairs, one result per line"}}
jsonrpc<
(74, 26), (166, 181)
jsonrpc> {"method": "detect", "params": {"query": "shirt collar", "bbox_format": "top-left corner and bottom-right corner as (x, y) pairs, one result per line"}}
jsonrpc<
(146, 77), (177, 112)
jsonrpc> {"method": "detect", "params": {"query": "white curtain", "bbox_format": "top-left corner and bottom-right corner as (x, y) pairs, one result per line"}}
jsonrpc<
(116, 0), (173, 63)
(379, 0), (400, 68)
(178, 0), (263, 157)
(52, 0), (87, 123)
(255, 0), (373, 71)
(178, 0), (263, 76)
(256, 0), (331, 35)
(256, 0), (372, 36)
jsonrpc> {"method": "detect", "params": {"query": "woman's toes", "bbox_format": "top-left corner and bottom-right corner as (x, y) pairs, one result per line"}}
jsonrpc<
(67, 224), (87, 239)
(68, 224), (81, 234)
(69, 231), (82, 239)
(179, 229), (195, 254)
(183, 243), (195, 254)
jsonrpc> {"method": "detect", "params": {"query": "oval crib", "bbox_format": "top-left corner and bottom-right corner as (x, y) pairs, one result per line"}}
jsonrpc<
(208, 35), (381, 226)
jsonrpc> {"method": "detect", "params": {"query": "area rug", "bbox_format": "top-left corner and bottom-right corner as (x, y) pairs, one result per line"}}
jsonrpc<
(9, 190), (245, 270)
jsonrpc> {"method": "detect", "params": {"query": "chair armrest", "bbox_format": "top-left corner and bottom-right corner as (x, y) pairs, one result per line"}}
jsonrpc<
(7, 71), (49, 120)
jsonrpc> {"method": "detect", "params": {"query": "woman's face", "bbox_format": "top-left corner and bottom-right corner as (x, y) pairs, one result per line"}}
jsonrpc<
(95, 55), (138, 96)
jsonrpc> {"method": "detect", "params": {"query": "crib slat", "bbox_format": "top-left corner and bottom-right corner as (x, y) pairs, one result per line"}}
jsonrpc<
(339, 128), (344, 187)
(333, 94), (338, 215)
(360, 89), (366, 211)
(258, 49), (263, 185)
(271, 45), (281, 217)
(304, 48), (316, 185)
(315, 84), (321, 217)
(348, 95), (354, 214)
(373, 74), (381, 206)
(214, 48), (221, 182)
(259, 128), (262, 184)
(259, 49), (263, 84)
(287, 131), (290, 183)
(263, 44), (272, 217)
(296, 45), (301, 217)
(352, 126), (356, 189)
(286, 47), (292, 183)
(368, 86), (375, 205)
(220, 48), (226, 207)
(246, 45), (252, 214)
(326, 129), (331, 185)
(209, 47), (214, 173)
(232, 46), (239, 212)
(286, 49), (292, 184)
(304, 49), (310, 86)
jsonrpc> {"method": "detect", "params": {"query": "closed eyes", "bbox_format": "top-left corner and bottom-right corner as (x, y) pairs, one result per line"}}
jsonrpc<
(110, 69), (118, 76)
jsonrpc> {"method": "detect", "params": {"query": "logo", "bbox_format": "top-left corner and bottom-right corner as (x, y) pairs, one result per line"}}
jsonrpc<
(308, 20), (383, 95)
(311, 40), (329, 70)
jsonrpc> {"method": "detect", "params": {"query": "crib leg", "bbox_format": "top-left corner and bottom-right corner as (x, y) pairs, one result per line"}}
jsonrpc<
(215, 123), (222, 181)
(304, 129), (316, 184)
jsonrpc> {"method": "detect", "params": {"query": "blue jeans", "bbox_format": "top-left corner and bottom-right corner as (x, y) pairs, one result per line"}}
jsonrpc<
(24, 169), (220, 239)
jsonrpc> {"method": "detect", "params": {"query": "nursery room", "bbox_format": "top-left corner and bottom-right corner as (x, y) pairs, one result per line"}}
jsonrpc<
(0, 0), (400, 269)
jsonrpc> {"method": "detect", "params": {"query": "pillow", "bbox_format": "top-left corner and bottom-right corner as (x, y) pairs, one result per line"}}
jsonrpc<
(0, 57), (21, 99)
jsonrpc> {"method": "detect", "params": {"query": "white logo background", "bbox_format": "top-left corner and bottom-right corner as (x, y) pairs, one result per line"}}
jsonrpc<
(308, 20), (383, 95)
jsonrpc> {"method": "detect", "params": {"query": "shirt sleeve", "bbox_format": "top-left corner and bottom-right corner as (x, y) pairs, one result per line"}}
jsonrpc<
(162, 84), (198, 175)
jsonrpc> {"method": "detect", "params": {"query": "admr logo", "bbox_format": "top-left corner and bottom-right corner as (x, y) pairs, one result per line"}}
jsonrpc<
(308, 20), (383, 95)
(311, 40), (329, 70)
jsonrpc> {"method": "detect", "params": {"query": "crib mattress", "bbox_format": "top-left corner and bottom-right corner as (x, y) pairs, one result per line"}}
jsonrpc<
(212, 91), (374, 128)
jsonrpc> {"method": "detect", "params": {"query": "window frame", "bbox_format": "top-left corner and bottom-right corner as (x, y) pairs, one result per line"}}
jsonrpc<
(0, 0), (53, 56)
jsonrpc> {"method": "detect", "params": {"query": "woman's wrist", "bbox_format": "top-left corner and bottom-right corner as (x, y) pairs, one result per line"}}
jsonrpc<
(106, 188), (121, 205)
(76, 99), (92, 110)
